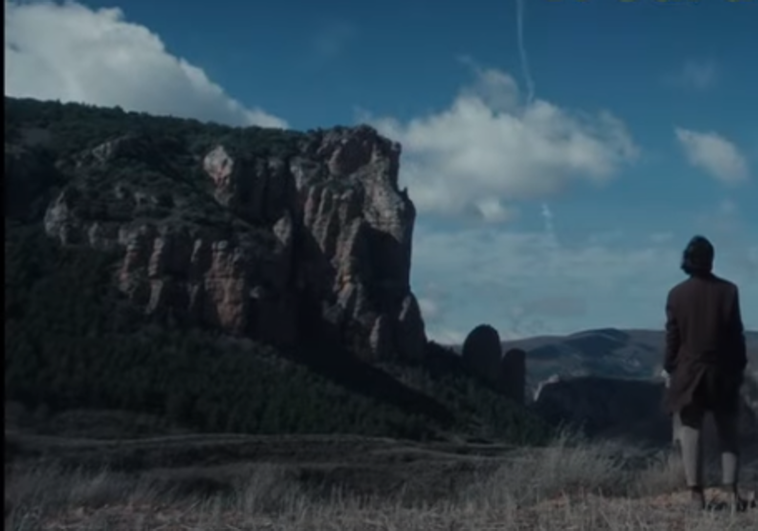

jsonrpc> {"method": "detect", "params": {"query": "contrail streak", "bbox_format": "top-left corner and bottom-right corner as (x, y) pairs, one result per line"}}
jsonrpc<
(541, 202), (556, 242)
(516, 0), (536, 104)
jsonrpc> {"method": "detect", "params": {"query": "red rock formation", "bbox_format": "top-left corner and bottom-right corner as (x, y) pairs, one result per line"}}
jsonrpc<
(42, 127), (426, 362)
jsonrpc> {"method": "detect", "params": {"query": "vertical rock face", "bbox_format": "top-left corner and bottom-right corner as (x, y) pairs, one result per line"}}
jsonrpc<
(38, 125), (427, 362)
(290, 127), (423, 361)
(462, 325), (502, 386)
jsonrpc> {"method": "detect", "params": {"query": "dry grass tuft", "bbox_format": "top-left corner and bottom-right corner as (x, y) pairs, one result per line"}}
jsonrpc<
(5, 433), (757, 530)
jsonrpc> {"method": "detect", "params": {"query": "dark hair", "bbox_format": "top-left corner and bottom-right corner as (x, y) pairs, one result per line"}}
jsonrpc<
(681, 235), (714, 276)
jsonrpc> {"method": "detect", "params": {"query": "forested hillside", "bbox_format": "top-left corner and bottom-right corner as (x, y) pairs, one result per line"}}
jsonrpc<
(4, 97), (551, 445)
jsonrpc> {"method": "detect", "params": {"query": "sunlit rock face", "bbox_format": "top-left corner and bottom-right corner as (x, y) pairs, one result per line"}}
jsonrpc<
(38, 125), (426, 362)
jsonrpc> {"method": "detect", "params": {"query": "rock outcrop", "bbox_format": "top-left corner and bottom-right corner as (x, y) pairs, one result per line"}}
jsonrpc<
(501, 348), (526, 405)
(462, 325), (501, 385)
(461, 325), (526, 403)
(36, 125), (426, 362)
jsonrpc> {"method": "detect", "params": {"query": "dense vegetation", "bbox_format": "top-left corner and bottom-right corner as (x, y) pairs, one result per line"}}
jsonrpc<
(381, 342), (552, 444)
(5, 97), (304, 162)
(5, 223), (436, 439)
(4, 97), (552, 445)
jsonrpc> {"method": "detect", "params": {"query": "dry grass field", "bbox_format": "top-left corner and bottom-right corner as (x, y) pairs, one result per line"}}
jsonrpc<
(5, 430), (758, 531)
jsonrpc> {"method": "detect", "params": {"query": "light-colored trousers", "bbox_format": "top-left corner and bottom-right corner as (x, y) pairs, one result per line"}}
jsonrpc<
(665, 370), (740, 487)
(673, 409), (740, 487)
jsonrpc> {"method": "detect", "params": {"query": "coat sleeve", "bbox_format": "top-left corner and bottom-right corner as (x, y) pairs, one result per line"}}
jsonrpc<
(664, 291), (680, 374)
(729, 287), (748, 373)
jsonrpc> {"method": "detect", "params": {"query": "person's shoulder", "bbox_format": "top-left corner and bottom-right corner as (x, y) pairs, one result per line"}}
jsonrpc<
(667, 279), (690, 300)
(711, 274), (739, 293)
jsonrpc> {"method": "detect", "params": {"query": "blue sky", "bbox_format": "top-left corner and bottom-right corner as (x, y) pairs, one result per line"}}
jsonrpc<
(5, 0), (757, 342)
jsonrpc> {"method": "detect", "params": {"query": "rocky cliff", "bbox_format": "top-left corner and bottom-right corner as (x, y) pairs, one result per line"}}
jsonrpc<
(6, 98), (426, 362)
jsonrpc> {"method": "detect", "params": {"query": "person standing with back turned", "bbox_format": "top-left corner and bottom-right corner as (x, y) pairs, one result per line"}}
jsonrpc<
(663, 235), (748, 512)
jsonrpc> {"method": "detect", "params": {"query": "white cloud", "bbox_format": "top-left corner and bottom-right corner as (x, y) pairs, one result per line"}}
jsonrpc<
(363, 65), (638, 219)
(664, 59), (718, 91)
(411, 222), (758, 339)
(412, 225), (678, 339)
(4, 1), (287, 128)
(474, 197), (517, 223)
(675, 128), (750, 184)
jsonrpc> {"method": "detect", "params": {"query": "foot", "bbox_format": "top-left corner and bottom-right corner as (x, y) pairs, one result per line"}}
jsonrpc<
(689, 489), (705, 511)
(728, 492), (748, 513)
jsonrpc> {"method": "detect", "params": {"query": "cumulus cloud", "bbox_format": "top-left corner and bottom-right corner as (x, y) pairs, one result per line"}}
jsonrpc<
(4, 0), (287, 128)
(675, 128), (750, 184)
(364, 65), (638, 218)
(664, 59), (718, 91)
(473, 197), (518, 223)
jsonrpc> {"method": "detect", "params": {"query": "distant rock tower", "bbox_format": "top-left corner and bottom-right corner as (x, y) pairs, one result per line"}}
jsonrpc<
(461, 325), (527, 404)
(461, 324), (502, 387)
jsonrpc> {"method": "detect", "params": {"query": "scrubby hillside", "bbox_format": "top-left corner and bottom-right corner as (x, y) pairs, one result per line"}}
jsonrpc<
(4, 97), (549, 445)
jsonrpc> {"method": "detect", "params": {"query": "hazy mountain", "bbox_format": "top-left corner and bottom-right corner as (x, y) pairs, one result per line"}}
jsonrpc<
(495, 328), (758, 397)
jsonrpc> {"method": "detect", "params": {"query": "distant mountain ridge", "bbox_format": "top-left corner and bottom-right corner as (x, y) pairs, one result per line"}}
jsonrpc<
(455, 327), (758, 398)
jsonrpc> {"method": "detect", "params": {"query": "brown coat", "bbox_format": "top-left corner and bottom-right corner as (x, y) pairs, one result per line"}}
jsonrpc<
(663, 274), (747, 414)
